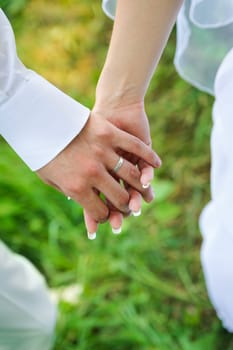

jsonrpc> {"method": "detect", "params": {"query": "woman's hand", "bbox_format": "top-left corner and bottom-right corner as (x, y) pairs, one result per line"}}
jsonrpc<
(95, 101), (157, 187)
(83, 101), (161, 238)
(82, 0), (182, 237)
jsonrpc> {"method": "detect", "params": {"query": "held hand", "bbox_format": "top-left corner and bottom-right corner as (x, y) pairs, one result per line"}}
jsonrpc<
(83, 101), (161, 238)
(94, 100), (157, 190)
(37, 111), (160, 226)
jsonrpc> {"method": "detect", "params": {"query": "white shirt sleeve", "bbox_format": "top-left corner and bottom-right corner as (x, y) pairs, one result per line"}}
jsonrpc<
(0, 9), (90, 171)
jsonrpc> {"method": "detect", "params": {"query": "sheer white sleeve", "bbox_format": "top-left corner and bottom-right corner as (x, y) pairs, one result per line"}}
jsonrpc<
(102, 0), (117, 20)
(175, 0), (233, 95)
(102, 0), (233, 95)
(0, 9), (90, 171)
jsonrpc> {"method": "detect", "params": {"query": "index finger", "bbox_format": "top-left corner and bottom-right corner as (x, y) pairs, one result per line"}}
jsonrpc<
(112, 125), (161, 168)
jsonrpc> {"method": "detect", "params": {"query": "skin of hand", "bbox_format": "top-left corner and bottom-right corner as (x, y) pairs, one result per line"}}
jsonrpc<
(38, 0), (183, 238)
(83, 0), (183, 236)
(83, 101), (160, 236)
(36, 111), (161, 225)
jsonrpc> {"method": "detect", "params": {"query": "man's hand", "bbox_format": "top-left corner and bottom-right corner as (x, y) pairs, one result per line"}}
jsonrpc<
(37, 111), (160, 225)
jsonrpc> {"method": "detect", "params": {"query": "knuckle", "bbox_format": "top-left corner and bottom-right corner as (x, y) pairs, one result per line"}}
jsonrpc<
(87, 162), (102, 178)
(76, 183), (86, 196)
(97, 208), (109, 223)
(132, 137), (142, 153)
(65, 180), (86, 197)
(117, 191), (129, 208)
(97, 123), (112, 140)
(147, 138), (152, 147)
(93, 144), (105, 159)
(129, 165), (140, 180)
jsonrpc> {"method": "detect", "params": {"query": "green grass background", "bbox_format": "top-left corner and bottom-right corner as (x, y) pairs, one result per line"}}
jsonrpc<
(1, 0), (233, 349)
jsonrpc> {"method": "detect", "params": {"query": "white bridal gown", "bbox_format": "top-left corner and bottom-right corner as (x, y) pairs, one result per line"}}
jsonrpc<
(102, 0), (233, 332)
(0, 1), (233, 349)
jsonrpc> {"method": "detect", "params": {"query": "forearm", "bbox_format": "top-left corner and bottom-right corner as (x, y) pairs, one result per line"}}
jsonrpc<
(96, 0), (183, 107)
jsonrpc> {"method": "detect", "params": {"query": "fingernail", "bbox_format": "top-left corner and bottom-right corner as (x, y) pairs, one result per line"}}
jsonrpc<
(87, 232), (96, 240)
(142, 183), (150, 189)
(112, 227), (122, 234)
(133, 209), (141, 217)
(67, 196), (71, 200)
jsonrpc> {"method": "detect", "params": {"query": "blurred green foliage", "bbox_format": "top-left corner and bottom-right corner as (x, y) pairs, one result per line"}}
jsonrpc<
(1, 1), (233, 349)
(0, 0), (29, 16)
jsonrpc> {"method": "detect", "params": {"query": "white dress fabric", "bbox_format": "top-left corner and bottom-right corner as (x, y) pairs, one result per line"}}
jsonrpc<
(174, 0), (233, 94)
(200, 48), (233, 332)
(0, 241), (57, 349)
(102, 0), (233, 331)
(102, 0), (233, 95)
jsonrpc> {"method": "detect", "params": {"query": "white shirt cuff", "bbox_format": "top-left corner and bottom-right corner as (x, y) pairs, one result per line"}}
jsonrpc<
(0, 71), (90, 171)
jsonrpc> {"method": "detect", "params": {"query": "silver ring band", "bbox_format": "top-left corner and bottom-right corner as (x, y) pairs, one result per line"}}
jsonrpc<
(113, 156), (124, 173)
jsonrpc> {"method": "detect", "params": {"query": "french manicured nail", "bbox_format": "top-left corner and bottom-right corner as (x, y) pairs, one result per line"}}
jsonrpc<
(87, 232), (96, 240)
(142, 183), (150, 189)
(112, 227), (122, 234)
(133, 209), (141, 217)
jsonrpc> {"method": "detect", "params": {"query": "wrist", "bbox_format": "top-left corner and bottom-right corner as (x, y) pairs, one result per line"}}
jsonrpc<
(92, 99), (146, 132)
(95, 65), (145, 110)
(93, 98), (145, 120)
